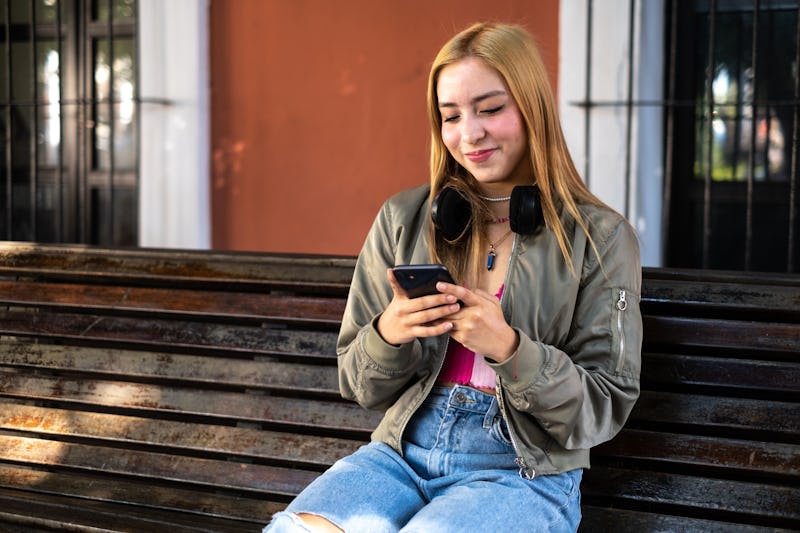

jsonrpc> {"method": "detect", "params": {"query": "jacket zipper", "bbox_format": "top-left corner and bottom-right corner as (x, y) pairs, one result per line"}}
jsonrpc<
(495, 234), (536, 479)
(495, 380), (536, 479)
(615, 289), (627, 374)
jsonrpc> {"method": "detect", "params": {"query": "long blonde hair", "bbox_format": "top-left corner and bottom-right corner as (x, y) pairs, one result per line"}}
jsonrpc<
(426, 22), (604, 282)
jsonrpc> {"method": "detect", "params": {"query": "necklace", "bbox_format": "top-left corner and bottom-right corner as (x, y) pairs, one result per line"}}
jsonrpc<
(479, 194), (511, 203)
(487, 229), (514, 270)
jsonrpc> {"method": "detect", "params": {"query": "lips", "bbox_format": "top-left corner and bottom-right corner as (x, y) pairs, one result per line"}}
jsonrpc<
(465, 149), (496, 163)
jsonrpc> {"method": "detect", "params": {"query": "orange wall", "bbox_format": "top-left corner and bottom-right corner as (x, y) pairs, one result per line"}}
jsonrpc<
(210, 0), (559, 255)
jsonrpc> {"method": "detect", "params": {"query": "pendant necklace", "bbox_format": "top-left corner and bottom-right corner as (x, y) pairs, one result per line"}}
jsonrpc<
(486, 228), (514, 270)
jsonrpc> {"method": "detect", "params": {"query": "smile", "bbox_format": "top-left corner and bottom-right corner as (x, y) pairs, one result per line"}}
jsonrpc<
(465, 149), (496, 163)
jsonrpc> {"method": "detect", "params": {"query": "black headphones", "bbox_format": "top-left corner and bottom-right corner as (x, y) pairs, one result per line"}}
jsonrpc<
(431, 185), (544, 241)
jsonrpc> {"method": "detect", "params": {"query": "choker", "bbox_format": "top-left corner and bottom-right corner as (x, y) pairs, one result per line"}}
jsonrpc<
(479, 194), (511, 203)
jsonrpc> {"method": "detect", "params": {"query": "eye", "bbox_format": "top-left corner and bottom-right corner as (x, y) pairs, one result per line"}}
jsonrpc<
(442, 114), (460, 124)
(481, 105), (504, 115)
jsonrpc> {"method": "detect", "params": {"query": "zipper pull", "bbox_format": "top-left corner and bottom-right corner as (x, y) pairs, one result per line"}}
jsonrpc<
(617, 289), (628, 311)
(515, 457), (536, 480)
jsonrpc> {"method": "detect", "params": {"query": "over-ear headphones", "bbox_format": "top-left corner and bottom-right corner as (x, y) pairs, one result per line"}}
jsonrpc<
(431, 185), (544, 241)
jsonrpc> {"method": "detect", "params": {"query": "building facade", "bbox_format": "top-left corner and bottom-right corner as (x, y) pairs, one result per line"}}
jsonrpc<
(3, 0), (798, 272)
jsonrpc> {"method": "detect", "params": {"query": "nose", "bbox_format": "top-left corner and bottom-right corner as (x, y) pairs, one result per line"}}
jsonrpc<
(461, 114), (486, 144)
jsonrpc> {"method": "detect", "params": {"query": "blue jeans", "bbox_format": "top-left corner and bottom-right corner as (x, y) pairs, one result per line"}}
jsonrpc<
(264, 386), (582, 532)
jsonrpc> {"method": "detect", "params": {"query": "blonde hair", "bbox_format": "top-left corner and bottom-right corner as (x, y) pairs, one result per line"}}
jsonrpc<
(426, 22), (604, 282)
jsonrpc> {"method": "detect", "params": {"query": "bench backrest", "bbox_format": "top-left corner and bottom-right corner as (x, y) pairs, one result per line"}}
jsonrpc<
(0, 243), (798, 532)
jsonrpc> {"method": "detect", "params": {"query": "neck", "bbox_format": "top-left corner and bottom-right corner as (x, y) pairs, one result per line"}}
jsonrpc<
(486, 202), (510, 220)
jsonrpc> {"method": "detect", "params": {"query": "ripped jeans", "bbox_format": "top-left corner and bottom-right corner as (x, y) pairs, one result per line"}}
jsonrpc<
(263, 385), (582, 533)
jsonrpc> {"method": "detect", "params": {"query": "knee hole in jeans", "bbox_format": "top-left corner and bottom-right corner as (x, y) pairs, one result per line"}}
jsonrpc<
(294, 513), (344, 533)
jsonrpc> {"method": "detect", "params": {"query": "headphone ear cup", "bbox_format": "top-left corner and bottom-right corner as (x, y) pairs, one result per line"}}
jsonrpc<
(510, 185), (544, 235)
(431, 187), (472, 241)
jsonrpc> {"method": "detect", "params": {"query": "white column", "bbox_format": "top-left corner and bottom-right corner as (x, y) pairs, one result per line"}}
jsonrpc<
(138, 0), (210, 249)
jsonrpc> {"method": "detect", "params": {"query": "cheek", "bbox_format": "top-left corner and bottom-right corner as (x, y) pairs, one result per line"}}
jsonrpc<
(440, 126), (461, 156)
(495, 113), (526, 140)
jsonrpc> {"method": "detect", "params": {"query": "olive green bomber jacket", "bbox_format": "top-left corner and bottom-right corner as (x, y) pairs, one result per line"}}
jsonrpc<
(336, 185), (642, 478)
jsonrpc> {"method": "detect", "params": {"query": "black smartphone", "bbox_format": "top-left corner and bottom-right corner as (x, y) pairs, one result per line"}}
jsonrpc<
(392, 264), (456, 299)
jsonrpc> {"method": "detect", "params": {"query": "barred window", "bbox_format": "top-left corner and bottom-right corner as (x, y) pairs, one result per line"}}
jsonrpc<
(666, 0), (798, 272)
(1, 0), (138, 245)
(564, 0), (798, 273)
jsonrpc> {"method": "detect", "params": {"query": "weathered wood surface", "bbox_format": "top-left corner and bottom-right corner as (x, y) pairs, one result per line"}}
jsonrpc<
(0, 243), (798, 532)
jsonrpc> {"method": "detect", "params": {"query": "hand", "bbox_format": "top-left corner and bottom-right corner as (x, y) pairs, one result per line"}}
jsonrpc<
(377, 268), (461, 346)
(432, 282), (519, 362)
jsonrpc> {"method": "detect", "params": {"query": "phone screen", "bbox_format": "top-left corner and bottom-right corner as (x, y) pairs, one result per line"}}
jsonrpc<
(392, 264), (456, 299)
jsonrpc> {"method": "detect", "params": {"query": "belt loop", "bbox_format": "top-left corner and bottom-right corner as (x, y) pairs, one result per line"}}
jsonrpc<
(483, 397), (500, 428)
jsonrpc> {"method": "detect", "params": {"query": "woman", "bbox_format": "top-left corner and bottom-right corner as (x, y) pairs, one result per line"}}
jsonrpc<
(265, 22), (642, 533)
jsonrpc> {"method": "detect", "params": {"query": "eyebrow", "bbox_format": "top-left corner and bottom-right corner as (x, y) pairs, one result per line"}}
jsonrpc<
(437, 89), (508, 108)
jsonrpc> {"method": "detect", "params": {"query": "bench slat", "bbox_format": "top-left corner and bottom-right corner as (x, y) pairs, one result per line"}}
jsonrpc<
(0, 310), (338, 360)
(0, 280), (346, 326)
(0, 241), (356, 291)
(0, 434), (318, 498)
(0, 402), (363, 468)
(580, 505), (798, 533)
(629, 391), (799, 440)
(0, 484), (264, 533)
(641, 273), (800, 318)
(0, 465), (280, 526)
(0, 342), (339, 393)
(2, 370), (791, 438)
(0, 371), (382, 433)
(641, 352), (800, 395)
(643, 315), (800, 354)
(582, 466), (800, 525)
(594, 429), (799, 479)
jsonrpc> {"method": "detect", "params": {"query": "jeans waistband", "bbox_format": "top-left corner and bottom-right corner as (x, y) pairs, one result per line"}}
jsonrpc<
(428, 385), (499, 415)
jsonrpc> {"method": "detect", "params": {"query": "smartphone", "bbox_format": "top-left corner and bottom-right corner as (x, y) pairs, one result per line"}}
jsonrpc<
(392, 264), (456, 299)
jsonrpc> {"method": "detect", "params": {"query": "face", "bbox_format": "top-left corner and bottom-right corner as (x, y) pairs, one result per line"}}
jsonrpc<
(436, 57), (529, 189)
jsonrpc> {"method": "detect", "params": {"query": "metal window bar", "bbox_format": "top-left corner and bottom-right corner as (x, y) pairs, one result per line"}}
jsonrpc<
(624, 0), (635, 219)
(28, 0), (36, 239)
(56, 0), (64, 242)
(744, 0), (760, 271)
(661, 0), (679, 266)
(791, 0), (800, 272)
(81, 0), (90, 243)
(702, 0), (717, 269)
(106, 0), (116, 245)
(3, 1), (10, 240)
(583, 0), (594, 188)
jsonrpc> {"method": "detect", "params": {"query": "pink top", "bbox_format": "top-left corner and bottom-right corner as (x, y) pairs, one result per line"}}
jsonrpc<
(438, 285), (504, 389)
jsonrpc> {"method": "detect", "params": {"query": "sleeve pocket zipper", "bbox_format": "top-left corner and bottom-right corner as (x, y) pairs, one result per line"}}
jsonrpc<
(615, 289), (627, 374)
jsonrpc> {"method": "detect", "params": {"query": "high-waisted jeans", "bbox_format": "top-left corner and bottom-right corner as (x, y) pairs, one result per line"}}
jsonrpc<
(264, 385), (582, 532)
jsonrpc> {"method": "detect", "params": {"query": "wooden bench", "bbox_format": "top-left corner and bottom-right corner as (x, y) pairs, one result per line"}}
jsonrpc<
(0, 242), (797, 532)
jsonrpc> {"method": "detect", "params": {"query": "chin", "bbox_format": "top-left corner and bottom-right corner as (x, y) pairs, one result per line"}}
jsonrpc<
(473, 174), (509, 184)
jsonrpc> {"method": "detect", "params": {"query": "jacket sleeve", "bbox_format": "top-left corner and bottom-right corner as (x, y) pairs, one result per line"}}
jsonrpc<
(492, 216), (642, 450)
(336, 197), (430, 411)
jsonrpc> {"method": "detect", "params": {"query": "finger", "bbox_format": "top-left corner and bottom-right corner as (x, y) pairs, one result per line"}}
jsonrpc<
(414, 291), (459, 310)
(411, 319), (455, 338)
(435, 282), (483, 307)
(412, 301), (461, 324)
(472, 288), (501, 304)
